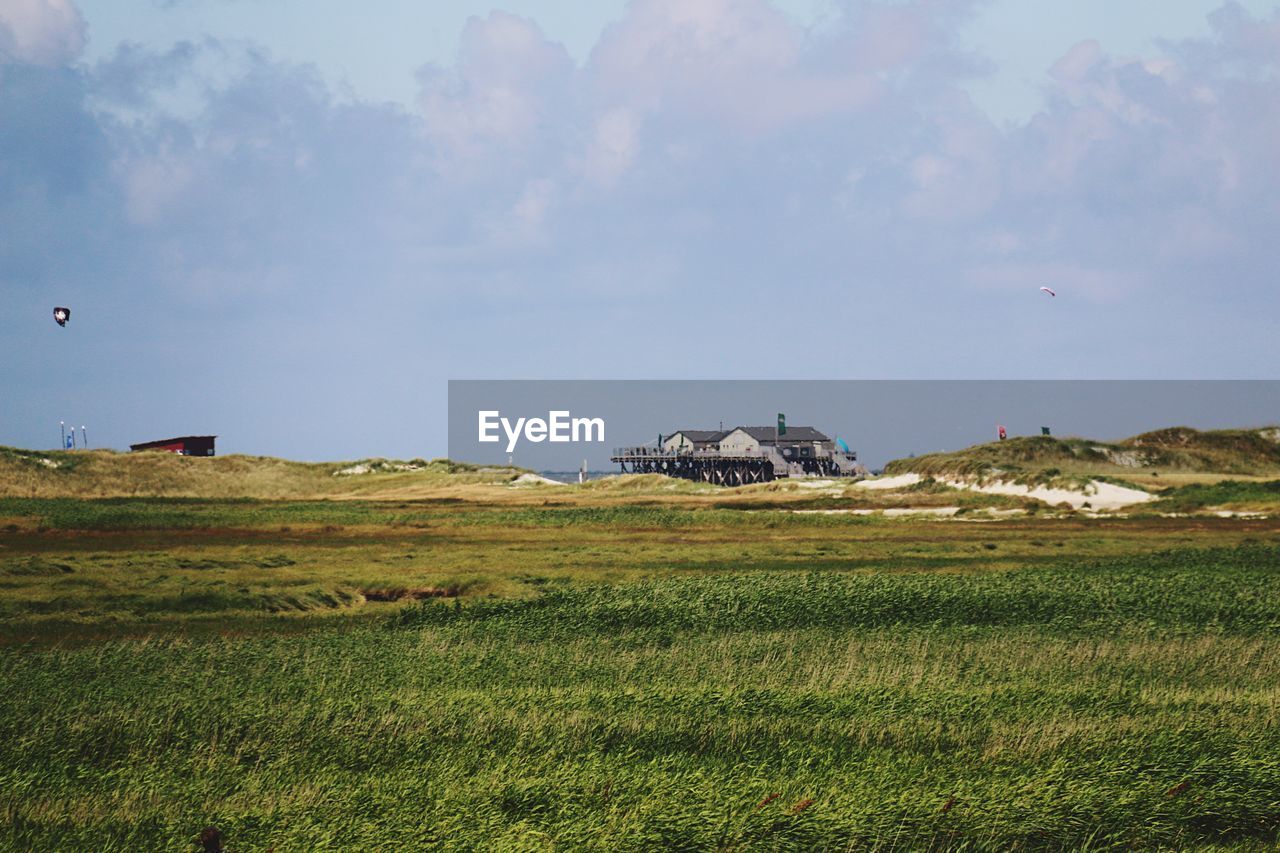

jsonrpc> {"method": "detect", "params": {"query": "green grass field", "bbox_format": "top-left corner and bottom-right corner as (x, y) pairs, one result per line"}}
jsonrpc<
(2, 473), (1280, 848)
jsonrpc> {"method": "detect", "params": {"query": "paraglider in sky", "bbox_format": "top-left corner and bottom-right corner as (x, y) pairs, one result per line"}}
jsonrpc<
(1039, 287), (1056, 297)
(53, 307), (70, 327)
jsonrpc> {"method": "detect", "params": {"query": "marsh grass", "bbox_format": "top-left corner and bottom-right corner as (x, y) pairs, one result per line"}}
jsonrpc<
(1150, 480), (1280, 513)
(395, 545), (1280, 636)
(2, 484), (1280, 848)
(2, 497), (1276, 638)
(3, 547), (1280, 849)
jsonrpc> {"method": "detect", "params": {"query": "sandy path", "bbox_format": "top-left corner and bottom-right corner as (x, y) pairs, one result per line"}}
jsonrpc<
(854, 472), (1151, 510)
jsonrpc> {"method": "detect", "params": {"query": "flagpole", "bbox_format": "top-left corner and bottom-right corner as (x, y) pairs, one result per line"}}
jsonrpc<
(60, 421), (65, 450)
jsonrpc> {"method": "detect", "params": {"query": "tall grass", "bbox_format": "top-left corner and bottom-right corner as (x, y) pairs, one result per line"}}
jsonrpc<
(0, 448), (524, 500)
(397, 545), (1280, 636)
(3, 497), (1276, 640)
(1151, 480), (1280, 512)
(3, 546), (1280, 849)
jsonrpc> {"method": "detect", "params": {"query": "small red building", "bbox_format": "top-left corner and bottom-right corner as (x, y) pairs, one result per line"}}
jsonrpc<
(129, 435), (217, 456)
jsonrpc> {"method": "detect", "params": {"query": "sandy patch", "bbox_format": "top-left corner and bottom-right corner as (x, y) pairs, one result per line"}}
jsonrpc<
(883, 507), (961, 518)
(791, 479), (842, 489)
(510, 472), (563, 486)
(853, 470), (1149, 510)
(981, 508), (1028, 518)
(854, 473), (922, 490)
(334, 462), (424, 476)
(941, 478), (1151, 510)
(785, 507), (960, 517)
(1102, 449), (1146, 468)
(783, 509), (875, 515)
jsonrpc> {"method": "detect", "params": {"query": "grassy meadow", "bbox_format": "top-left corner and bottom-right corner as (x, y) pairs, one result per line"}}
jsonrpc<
(886, 427), (1280, 490)
(2, 448), (1280, 849)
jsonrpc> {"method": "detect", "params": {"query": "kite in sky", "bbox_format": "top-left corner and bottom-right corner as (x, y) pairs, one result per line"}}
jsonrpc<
(53, 307), (70, 327)
(1039, 287), (1056, 297)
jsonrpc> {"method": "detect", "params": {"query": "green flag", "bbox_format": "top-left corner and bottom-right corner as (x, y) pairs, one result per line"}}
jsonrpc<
(777, 413), (786, 436)
(1041, 426), (1051, 436)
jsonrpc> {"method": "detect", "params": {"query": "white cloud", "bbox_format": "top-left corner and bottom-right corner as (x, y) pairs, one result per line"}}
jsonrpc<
(117, 150), (195, 224)
(5, 0), (1280, 459)
(579, 107), (639, 188)
(587, 0), (882, 131)
(417, 12), (573, 176)
(0, 0), (84, 66)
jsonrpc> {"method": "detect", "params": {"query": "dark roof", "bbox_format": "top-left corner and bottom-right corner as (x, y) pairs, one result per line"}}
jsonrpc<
(729, 426), (831, 443)
(669, 430), (727, 442)
(129, 435), (217, 451)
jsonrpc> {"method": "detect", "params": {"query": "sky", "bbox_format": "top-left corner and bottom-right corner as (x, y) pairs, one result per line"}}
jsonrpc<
(2, 0), (1279, 459)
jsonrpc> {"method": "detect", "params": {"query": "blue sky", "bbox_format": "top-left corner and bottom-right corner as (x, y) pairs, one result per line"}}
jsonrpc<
(2, 1), (1279, 459)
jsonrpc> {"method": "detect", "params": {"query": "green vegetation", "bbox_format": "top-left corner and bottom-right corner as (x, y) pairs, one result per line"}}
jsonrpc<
(7, 426), (1280, 504)
(0, 496), (436, 530)
(397, 546), (1280, 635)
(2, 496), (1274, 640)
(1128, 427), (1280, 473)
(0, 447), (526, 499)
(2, 441), (1280, 848)
(885, 427), (1280, 490)
(3, 546), (1280, 849)
(1150, 480), (1280, 513)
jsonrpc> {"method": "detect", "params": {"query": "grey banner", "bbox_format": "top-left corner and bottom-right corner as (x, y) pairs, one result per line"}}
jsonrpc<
(448, 380), (1280, 472)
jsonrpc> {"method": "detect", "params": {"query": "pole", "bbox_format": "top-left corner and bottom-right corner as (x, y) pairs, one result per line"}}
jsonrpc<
(60, 421), (65, 450)
(81, 426), (88, 449)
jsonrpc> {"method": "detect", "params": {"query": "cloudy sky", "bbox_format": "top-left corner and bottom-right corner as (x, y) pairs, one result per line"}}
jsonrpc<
(2, 1), (1278, 459)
